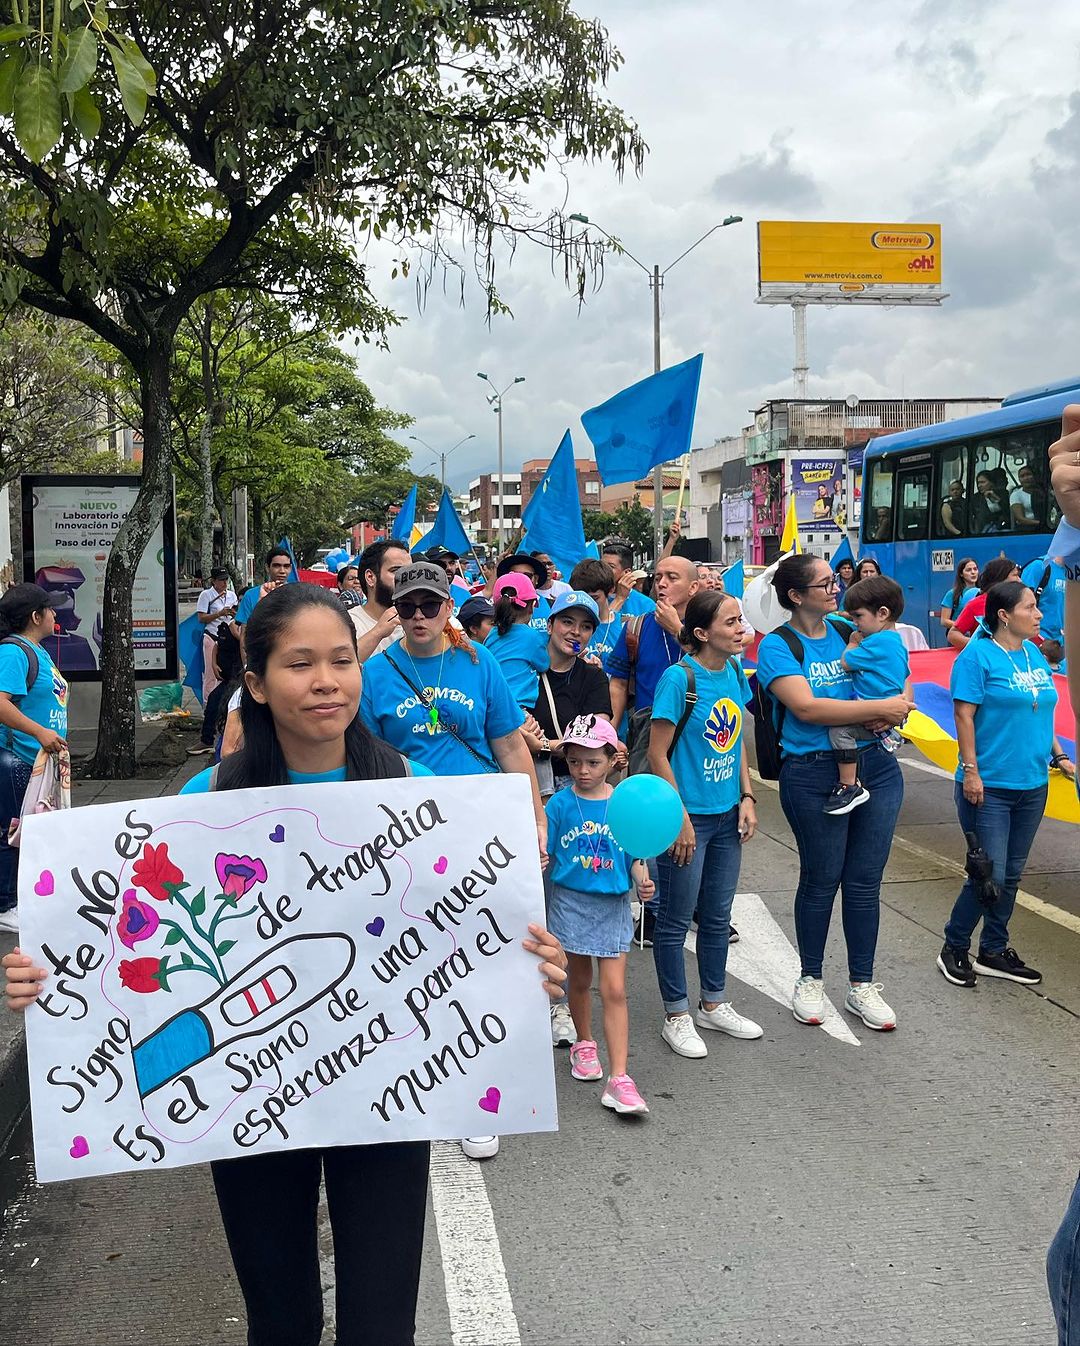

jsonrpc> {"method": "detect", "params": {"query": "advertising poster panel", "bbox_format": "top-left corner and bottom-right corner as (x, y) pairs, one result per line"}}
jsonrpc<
(21, 475), (178, 681)
(757, 221), (944, 304)
(791, 457), (845, 532)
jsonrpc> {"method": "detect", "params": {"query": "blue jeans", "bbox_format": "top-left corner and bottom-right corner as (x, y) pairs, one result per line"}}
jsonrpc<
(653, 808), (742, 1014)
(0, 747), (32, 911)
(1049, 1174), (1080, 1345)
(944, 782), (1046, 953)
(778, 746), (903, 982)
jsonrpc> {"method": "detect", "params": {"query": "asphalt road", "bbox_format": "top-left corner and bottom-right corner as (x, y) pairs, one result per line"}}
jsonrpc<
(1, 750), (1077, 1346)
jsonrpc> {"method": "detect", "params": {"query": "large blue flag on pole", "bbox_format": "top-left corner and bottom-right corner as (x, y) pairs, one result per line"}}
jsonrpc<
(829, 535), (855, 570)
(519, 430), (587, 578)
(178, 612), (205, 706)
(392, 484), (418, 544)
(580, 353), (704, 486)
(277, 537), (300, 583)
(413, 489), (471, 557)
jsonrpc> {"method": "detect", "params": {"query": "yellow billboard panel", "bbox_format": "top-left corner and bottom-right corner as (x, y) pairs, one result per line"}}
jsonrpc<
(757, 221), (944, 304)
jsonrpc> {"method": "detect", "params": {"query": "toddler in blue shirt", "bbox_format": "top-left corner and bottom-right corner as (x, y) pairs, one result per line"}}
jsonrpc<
(825, 575), (911, 816)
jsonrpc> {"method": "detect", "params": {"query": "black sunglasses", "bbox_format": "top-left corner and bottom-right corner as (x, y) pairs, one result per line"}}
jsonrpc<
(396, 598), (444, 620)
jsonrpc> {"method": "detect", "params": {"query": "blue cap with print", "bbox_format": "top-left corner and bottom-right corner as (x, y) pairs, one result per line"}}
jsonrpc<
(548, 590), (600, 622)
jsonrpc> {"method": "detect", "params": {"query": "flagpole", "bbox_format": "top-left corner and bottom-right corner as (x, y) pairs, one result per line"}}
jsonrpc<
(651, 264), (664, 566)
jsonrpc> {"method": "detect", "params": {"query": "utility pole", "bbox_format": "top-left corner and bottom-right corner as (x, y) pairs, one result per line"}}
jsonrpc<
(476, 374), (525, 551)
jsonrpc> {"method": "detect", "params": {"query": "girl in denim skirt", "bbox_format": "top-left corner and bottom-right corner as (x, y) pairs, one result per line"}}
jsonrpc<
(544, 715), (654, 1116)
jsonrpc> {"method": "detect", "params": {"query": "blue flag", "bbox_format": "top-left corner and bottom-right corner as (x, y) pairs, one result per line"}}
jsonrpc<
(178, 612), (205, 706)
(581, 353), (703, 487)
(722, 558), (745, 600)
(584, 540), (601, 559)
(277, 537), (300, 583)
(829, 535), (854, 570)
(392, 484), (418, 545)
(413, 489), (472, 557)
(518, 431), (587, 579)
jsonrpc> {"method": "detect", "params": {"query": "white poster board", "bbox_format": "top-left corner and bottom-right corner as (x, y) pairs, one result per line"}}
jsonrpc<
(19, 775), (557, 1182)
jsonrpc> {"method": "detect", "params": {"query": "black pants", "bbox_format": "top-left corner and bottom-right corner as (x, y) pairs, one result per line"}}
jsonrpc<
(211, 1141), (430, 1346)
(200, 678), (229, 746)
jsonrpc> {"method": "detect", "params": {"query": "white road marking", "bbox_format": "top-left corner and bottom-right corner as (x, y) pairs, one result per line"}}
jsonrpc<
(429, 1141), (522, 1346)
(898, 754), (953, 780)
(686, 896), (861, 1046)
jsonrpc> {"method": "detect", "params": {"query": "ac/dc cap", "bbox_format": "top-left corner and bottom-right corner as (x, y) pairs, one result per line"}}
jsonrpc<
(393, 562), (451, 602)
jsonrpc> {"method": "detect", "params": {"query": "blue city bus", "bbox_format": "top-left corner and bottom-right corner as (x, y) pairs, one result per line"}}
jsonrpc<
(858, 376), (1079, 642)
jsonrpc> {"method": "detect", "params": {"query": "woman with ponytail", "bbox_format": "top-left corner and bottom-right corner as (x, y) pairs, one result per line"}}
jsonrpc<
(0, 583), (67, 932)
(484, 572), (550, 708)
(3, 581), (567, 1345)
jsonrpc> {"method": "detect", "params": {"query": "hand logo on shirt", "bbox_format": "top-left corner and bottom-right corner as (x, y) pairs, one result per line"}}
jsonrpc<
(703, 699), (741, 752)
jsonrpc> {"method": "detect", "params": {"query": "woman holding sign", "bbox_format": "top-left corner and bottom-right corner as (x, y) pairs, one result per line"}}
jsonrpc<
(3, 583), (566, 1346)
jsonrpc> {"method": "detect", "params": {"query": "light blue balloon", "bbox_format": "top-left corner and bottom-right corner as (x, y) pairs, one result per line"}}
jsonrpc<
(607, 775), (684, 858)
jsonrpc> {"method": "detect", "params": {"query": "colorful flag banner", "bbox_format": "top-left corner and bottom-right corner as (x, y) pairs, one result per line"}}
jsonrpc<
(581, 353), (703, 486)
(779, 496), (801, 554)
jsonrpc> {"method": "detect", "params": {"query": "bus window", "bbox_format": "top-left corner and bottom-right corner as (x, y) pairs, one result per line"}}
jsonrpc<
(865, 458), (894, 542)
(1001, 424), (1057, 532)
(897, 466), (931, 540)
(935, 443), (970, 538)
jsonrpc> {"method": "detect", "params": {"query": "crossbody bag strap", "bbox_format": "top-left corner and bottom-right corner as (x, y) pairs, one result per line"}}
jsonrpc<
(539, 672), (564, 741)
(666, 660), (698, 761)
(383, 652), (496, 772)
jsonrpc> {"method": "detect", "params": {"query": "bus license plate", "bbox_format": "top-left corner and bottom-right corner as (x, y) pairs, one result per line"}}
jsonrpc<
(931, 550), (954, 572)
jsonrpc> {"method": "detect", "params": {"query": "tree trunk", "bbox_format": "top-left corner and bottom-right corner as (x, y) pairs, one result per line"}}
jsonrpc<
(198, 304), (216, 581)
(88, 337), (174, 778)
(251, 493), (265, 574)
(213, 480), (240, 593)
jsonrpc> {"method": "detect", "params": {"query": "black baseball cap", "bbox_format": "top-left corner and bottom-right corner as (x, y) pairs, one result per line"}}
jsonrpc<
(496, 552), (548, 588)
(458, 595), (495, 625)
(209, 566), (229, 580)
(393, 562), (451, 602)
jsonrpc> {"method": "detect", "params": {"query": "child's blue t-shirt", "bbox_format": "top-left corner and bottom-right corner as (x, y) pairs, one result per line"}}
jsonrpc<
(756, 622), (855, 756)
(652, 657), (751, 815)
(941, 584), (979, 613)
(181, 761), (434, 793)
(842, 629), (909, 701)
(544, 789), (636, 895)
(527, 594), (553, 634)
(484, 624), (550, 707)
(1021, 557), (1067, 644)
(359, 641), (523, 776)
(950, 638), (1058, 790)
(0, 641), (68, 764)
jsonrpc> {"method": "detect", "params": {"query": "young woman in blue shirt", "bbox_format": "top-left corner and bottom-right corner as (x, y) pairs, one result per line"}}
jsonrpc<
(648, 590), (759, 1059)
(756, 555), (913, 1032)
(3, 582), (567, 1346)
(937, 580), (1074, 988)
(940, 557), (980, 636)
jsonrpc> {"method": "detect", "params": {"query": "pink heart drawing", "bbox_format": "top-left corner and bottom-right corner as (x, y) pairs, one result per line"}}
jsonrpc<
(268, 824), (285, 843)
(365, 917), (385, 937)
(69, 1136), (89, 1159)
(34, 870), (54, 897)
(478, 1087), (501, 1115)
(433, 856), (448, 875)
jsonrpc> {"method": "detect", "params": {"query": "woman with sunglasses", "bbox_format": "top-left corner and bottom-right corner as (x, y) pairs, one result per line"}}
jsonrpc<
(359, 561), (548, 1161)
(756, 555), (914, 1032)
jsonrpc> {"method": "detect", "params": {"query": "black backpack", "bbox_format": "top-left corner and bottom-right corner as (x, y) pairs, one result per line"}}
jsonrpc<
(751, 619), (855, 780)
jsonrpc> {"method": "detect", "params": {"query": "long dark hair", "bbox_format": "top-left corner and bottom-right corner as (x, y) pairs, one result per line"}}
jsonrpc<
(772, 555), (820, 611)
(494, 592), (532, 637)
(0, 583), (52, 637)
(215, 584), (406, 791)
(681, 590), (735, 651)
(980, 580), (1028, 637)
(977, 557), (1017, 592)
(950, 557), (977, 614)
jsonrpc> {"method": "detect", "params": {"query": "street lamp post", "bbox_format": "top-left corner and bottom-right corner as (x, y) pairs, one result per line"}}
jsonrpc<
(569, 212), (742, 563)
(408, 433), (476, 490)
(476, 372), (525, 550)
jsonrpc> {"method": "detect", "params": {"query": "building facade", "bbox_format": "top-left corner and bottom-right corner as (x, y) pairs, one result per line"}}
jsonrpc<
(467, 472), (523, 540)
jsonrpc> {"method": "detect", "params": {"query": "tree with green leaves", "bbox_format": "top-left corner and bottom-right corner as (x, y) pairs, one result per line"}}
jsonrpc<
(581, 507), (618, 542)
(612, 499), (656, 557)
(0, 2), (643, 774)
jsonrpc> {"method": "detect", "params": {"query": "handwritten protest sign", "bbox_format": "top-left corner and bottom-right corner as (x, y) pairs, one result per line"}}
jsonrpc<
(18, 774), (557, 1182)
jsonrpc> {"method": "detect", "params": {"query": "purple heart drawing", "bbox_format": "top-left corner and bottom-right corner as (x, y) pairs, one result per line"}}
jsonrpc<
(34, 870), (54, 896)
(433, 856), (448, 875)
(478, 1087), (501, 1115)
(365, 917), (385, 937)
(69, 1135), (89, 1159)
(269, 824), (285, 843)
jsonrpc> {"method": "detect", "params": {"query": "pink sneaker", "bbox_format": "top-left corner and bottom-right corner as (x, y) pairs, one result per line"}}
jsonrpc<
(601, 1074), (649, 1116)
(569, 1039), (603, 1081)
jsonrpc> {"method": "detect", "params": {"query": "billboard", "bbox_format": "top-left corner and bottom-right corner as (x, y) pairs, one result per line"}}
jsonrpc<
(791, 456), (845, 532)
(21, 475), (178, 682)
(758, 221), (944, 304)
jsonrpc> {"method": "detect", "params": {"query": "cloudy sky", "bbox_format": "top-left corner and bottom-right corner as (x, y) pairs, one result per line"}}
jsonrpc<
(353, 0), (1080, 492)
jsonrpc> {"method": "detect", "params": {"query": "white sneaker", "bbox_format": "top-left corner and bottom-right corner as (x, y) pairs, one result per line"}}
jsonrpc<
(791, 975), (826, 1025)
(0, 908), (19, 933)
(550, 1002), (577, 1048)
(461, 1136), (499, 1160)
(695, 1001), (763, 1040)
(845, 981), (896, 1031)
(661, 1013), (708, 1058)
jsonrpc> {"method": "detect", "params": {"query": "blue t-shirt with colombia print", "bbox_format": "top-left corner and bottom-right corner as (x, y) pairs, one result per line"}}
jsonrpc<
(359, 641), (523, 776)
(544, 788), (636, 895)
(756, 622), (855, 756)
(652, 657), (752, 815)
(950, 637), (1058, 790)
(0, 640), (68, 764)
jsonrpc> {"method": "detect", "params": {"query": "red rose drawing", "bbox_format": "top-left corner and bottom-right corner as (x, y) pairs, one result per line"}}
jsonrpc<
(118, 957), (162, 994)
(131, 843), (184, 902)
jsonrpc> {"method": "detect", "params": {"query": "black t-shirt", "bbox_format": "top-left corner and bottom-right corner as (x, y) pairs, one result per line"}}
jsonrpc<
(531, 660), (613, 778)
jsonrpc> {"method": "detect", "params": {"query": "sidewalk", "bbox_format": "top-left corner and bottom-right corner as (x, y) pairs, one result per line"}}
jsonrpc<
(0, 737), (203, 1151)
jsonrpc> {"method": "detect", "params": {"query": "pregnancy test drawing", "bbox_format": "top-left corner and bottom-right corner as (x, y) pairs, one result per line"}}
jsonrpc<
(132, 933), (356, 1098)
